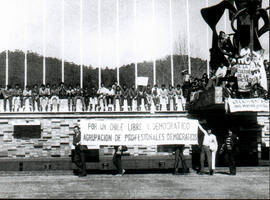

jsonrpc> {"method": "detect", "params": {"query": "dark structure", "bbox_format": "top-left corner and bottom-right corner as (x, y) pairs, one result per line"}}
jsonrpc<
(201, 0), (269, 70)
(190, 0), (270, 168)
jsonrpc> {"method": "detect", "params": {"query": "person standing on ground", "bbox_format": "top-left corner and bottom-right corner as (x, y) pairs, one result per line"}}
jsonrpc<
(220, 129), (239, 175)
(73, 126), (87, 177)
(173, 145), (187, 175)
(198, 124), (213, 175)
(113, 145), (127, 176)
(209, 129), (218, 175)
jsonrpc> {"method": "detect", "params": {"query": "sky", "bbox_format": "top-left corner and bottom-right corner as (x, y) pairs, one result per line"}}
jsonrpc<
(0, 0), (269, 68)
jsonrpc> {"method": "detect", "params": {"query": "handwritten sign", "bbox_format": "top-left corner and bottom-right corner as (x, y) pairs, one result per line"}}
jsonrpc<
(80, 118), (198, 146)
(234, 51), (267, 92)
(228, 98), (269, 112)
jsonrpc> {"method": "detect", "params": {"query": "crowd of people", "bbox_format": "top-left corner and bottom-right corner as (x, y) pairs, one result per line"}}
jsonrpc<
(0, 81), (189, 112)
(184, 31), (269, 104)
(1, 30), (269, 113)
(1, 63), (268, 113)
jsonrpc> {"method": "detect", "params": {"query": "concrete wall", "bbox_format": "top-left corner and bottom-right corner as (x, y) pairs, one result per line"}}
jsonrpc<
(0, 113), (188, 159)
(0, 118), (76, 158)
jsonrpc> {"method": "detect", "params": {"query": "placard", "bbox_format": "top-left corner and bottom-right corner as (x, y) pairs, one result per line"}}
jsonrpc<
(136, 77), (149, 86)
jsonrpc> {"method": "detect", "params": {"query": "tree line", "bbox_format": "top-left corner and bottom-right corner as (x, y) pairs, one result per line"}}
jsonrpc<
(0, 50), (207, 88)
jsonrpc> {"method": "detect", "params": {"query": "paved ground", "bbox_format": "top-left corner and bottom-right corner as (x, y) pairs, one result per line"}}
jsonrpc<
(0, 168), (269, 199)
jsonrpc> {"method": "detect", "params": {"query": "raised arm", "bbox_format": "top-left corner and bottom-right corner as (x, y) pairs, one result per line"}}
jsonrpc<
(198, 123), (208, 136)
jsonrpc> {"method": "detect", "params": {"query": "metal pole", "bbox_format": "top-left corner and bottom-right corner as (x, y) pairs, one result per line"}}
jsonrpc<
(152, 0), (156, 85)
(61, 0), (65, 83)
(169, 0), (174, 86)
(43, 0), (46, 84)
(5, 50), (8, 87)
(134, 0), (137, 88)
(24, 1), (28, 88)
(80, 0), (83, 88)
(98, 0), (101, 88)
(206, 0), (210, 78)
(186, 0), (191, 75)
(116, 0), (120, 85)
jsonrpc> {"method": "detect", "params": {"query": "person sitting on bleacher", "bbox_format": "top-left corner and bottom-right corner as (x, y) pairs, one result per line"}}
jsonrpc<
(32, 84), (40, 111)
(83, 87), (90, 111)
(49, 84), (60, 111)
(106, 85), (115, 106)
(152, 84), (160, 109)
(73, 84), (86, 111)
(90, 86), (97, 98)
(97, 83), (108, 108)
(39, 84), (49, 111)
(145, 85), (153, 109)
(167, 85), (176, 109)
(114, 85), (122, 107)
(58, 82), (67, 99)
(175, 84), (183, 98)
(175, 84), (185, 110)
(122, 84), (130, 107)
(12, 84), (22, 112)
(112, 82), (118, 91)
(128, 84), (137, 107)
(137, 85), (146, 109)
(159, 84), (168, 109)
(45, 83), (51, 96)
(22, 85), (33, 111)
(89, 86), (98, 111)
(2, 85), (13, 112)
(66, 85), (75, 111)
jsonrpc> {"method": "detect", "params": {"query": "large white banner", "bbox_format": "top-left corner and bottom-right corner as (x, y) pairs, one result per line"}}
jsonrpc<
(228, 98), (269, 113)
(80, 118), (198, 146)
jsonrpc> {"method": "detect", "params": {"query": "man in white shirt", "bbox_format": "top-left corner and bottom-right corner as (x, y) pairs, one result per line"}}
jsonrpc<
(209, 129), (218, 175)
(106, 86), (115, 105)
(198, 124), (215, 175)
(22, 85), (33, 110)
(97, 83), (108, 107)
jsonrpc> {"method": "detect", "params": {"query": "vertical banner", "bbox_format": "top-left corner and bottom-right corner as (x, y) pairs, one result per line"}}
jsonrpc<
(80, 118), (199, 146)
(234, 51), (268, 92)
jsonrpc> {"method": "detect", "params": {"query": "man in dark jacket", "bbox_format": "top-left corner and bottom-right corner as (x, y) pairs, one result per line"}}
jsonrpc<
(113, 145), (127, 176)
(220, 129), (239, 175)
(173, 145), (187, 175)
(73, 126), (87, 177)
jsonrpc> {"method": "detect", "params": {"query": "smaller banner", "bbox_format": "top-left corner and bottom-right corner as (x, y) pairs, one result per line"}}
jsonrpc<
(228, 98), (269, 113)
(80, 118), (198, 146)
(137, 77), (148, 86)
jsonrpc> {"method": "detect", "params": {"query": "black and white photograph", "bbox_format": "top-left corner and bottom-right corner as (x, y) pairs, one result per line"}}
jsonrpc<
(0, 0), (269, 199)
